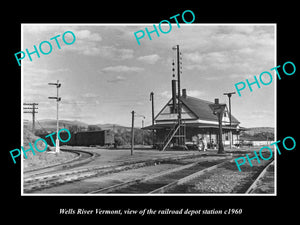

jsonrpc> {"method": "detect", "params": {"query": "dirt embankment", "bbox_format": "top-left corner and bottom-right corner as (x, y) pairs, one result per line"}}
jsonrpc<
(23, 129), (76, 171)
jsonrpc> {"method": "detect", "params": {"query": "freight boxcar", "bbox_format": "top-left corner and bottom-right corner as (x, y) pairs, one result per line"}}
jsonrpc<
(73, 130), (114, 146)
(39, 130), (114, 147)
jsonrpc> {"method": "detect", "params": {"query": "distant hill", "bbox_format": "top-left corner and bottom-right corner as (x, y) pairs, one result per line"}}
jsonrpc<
(96, 123), (131, 132)
(41, 119), (89, 128)
(25, 119), (89, 133)
(25, 119), (130, 134)
(240, 127), (274, 141)
(243, 127), (274, 135)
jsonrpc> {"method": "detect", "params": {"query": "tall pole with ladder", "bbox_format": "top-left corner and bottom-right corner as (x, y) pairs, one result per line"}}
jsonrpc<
(172, 45), (183, 146)
(223, 92), (236, 148)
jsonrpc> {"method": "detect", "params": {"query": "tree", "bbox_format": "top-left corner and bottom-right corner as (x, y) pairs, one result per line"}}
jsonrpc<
(88, 125), (101, 131)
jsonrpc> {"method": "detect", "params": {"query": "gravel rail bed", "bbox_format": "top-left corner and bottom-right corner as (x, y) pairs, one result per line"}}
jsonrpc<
(106, 159), (228, 193)
(164, 158), (273, 194)
(250, 164), (275, 193)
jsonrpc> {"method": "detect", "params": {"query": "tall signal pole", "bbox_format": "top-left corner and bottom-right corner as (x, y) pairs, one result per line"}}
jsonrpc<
(223, 92), (236, 148)
(23, 103), (38, 133)
(48, 80), (61, 153)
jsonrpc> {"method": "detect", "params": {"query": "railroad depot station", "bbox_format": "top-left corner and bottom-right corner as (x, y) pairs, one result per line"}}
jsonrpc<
(143, 88), (242, 151)
(141, 45), (243, 152)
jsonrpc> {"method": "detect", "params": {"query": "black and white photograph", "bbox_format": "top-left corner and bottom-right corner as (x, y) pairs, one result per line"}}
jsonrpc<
(21, 24), (276, 195)
(4, 5), (298, 221)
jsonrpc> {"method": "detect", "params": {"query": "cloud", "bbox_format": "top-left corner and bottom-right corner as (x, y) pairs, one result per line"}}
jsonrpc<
(101, 65), (144, 73)
(25, 26), (134, 60)
(137, 54), (161, 64)
(159, 90), (171, 98)
(82, 92), (99, 98)
(184, 50), (232, 73)
(184, 52), (204, 64)
(101, 47), (134, 60)
(76, 30), (102, 41)
(187, 90), (205, 98)
(107, 75), (126, 83)
(172, 26), (274, 73)
(69, 43), (134, 59)
(23, 25), (62, 34)
(185, 64), (206, 71)
(23, 67), (70, 75)
(23, 66), (71, 91)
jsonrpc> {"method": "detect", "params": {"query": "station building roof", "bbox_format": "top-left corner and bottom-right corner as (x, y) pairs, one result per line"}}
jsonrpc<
(144, 91), (241, 130)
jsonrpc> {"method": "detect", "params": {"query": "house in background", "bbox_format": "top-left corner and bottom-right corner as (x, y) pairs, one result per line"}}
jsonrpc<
(144, 88), (242, 150)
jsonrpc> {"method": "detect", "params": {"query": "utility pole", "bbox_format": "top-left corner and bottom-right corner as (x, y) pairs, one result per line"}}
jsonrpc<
(23, 103), (38, 133)
(142, 119), (144, 146)
(130, 111), (145, 155)
(223, 92), (236, 148)
(48, 80), (61, 153)
(131, 111), (135, 156)
(150, 92), (155, 147)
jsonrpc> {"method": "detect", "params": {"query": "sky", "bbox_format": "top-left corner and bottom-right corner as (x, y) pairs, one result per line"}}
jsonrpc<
(22, 24), (275, 128)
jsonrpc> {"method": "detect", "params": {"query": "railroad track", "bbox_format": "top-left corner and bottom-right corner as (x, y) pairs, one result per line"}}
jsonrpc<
(23, 149), (98, 178)
(23, 160), (152, 193)
(23, 152), (227, 193)
(88, 152), (275, 194)
(88, 156), (234, 194)
(24, 150), (275, 194)
(245, 160), (275, 194)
